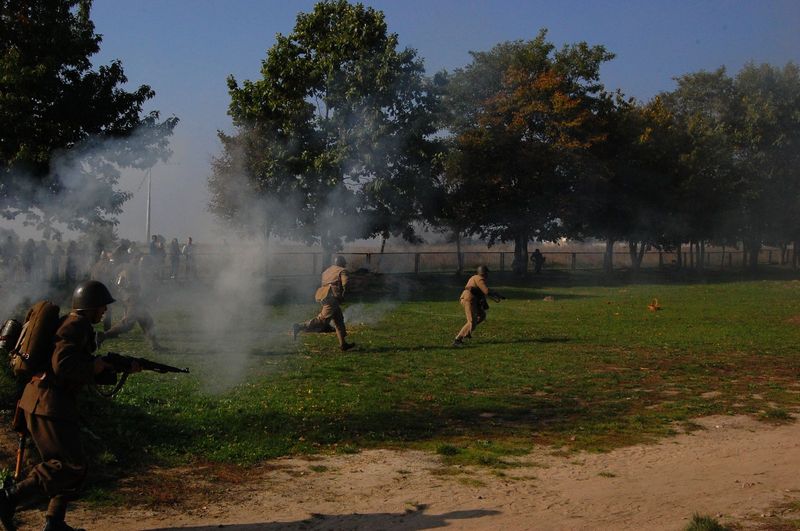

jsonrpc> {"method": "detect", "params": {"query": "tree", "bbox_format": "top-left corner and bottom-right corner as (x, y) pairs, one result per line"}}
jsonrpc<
(210, 0), (440, 256)
(444, 31), (614, 274)
(0, 0), (178, 237)
(663, 63), (800, 271)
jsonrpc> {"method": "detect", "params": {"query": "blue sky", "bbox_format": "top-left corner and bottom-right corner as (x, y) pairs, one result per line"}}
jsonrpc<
(85, 0), (799, 242)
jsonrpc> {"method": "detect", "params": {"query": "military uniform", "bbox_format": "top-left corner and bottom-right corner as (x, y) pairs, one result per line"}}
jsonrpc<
(16, 312), (101, 525)
(453, 267), (503, 346)
(294, 260), (354, 350)
(102, 264), (161, 349)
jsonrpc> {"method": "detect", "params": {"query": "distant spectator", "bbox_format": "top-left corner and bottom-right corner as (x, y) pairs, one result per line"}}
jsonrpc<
(531, 248), (546, 274)
(1, 235), (18, 280)
(35, 240), (50, 281)
(168, 238), (181, 279)
(21, 238), (36, 281)
(182, 236), (196, 279)
(52, 243), (64, 282)
(65, 241), (78, 282)
(149, 235), (159, 256)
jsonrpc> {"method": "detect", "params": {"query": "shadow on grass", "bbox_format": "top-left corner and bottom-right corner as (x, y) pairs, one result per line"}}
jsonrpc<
(143, 507), (501, 531)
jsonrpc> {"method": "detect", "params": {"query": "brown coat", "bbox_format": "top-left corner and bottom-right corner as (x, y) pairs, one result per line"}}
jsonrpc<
(19, 312), (98, 422)
(315, 264), (349, 303)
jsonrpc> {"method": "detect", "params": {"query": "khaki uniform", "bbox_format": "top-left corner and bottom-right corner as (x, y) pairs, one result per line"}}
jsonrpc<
(455, 274), (493, 340)
(17, 312), (100, 522)
(300, 265), (349, 347)
(103, 264), (160, 348)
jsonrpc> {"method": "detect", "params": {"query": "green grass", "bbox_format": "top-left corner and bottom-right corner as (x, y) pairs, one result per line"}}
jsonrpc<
(685, 513), (732, 530)
(4, 273), (800, 484)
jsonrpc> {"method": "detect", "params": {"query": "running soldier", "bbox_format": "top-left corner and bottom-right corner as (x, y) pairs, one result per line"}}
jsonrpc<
(97, 254), (164, 351)
(292, 256), (355, 351)
(452, 265), (505, 347)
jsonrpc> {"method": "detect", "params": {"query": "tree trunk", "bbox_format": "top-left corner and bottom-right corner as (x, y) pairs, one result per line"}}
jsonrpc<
(746, 238), (761, 271)
(627, 241), (648, 273)
(455, 230), (463, 275)
(603, 239), (615, 274)
(512, 231), (529, 276)
(676, 244), (683, 269)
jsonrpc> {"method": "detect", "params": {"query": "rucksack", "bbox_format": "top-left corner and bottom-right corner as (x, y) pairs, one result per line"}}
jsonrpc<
(9, 301), (63, 379)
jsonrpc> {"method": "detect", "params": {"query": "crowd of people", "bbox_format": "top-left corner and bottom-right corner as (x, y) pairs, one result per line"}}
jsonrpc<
(0, 234), (199, 285)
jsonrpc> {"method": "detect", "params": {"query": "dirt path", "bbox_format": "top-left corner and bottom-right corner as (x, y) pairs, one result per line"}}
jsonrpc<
(13, 415), (800, 530)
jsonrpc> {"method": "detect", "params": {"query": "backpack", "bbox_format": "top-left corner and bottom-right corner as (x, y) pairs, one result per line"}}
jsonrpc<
(9, 301), (62, 379)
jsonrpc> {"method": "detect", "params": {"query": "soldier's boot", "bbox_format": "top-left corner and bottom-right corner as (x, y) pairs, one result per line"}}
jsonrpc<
(452, 338), (464, 347)
(42, 516), (85, 531)
(0, 484), (17, 531)
(292, 323), (302, 341)
(340, 342), (356, 352)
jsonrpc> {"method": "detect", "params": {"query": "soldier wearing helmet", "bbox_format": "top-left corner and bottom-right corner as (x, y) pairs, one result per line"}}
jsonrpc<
(452, 265), (505, 347)
(97, 253), (164, 351)
(2, 280), (140, 531)
(292, 255), (355, 351)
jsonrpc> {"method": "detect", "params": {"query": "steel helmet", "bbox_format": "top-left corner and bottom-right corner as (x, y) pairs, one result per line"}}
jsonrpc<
(476, 265), (490, 276)
(335, 256), (347, 267)
(72, 280), (115, 310)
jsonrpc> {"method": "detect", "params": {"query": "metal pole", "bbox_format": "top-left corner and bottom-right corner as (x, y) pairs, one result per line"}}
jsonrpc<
(145, 168), (152, 243)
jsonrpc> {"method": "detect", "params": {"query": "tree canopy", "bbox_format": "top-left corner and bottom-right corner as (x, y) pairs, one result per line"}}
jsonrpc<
(444, 31), (614, 273)
(0, 0), (177, 237)
(210, 0), (440, 252)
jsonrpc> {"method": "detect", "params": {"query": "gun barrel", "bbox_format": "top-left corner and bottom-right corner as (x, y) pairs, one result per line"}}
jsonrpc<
(105, 352), (189, 374)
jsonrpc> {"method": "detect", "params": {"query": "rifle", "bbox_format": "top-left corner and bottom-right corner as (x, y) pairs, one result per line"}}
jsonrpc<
(94, 352), (189, 398)
(103, 352), (189, 374)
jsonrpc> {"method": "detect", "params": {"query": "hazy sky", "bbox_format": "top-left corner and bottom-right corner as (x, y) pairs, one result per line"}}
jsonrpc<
(80, 0), (800, 243)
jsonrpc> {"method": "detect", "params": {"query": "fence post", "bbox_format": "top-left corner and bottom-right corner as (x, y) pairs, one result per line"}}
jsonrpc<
(500, 252), (505, 272)
(768, 250), (773, 265)
(571, 252), (577, 270)
(365, 253), (371, 267)
(414, 253), (420, 274)
(658, 252), (663, 268)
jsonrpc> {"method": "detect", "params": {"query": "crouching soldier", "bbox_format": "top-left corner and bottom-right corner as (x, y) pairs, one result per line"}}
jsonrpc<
(452, 265), (505, 347)
(292, 256), (355, 351)
(0, 280), (140, 531)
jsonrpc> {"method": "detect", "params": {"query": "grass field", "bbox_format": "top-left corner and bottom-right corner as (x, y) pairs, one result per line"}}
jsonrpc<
(3, 271), (800, 494)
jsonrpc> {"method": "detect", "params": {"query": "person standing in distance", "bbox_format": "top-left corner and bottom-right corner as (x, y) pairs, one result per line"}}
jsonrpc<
(452, 265), (505, 347)
(293, 256), (355, 351)
(0, 280), (140, 531)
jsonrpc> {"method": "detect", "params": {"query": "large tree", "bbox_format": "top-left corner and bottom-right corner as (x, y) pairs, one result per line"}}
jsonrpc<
(444, 31), (614, 274)
(0, 0), (177, 237)
(663, 63), (800, 270)
(210, 0), (440, 254)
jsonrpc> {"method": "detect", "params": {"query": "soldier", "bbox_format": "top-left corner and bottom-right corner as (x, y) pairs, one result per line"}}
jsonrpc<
(0, 280), (140, 531)
(97, 254), (164, 351)
(452, 265), (504, 347)
(292, 256), (355, 351)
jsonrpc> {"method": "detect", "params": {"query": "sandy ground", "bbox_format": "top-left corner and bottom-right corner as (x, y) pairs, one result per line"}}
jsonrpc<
(10, 414), (800, 530)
